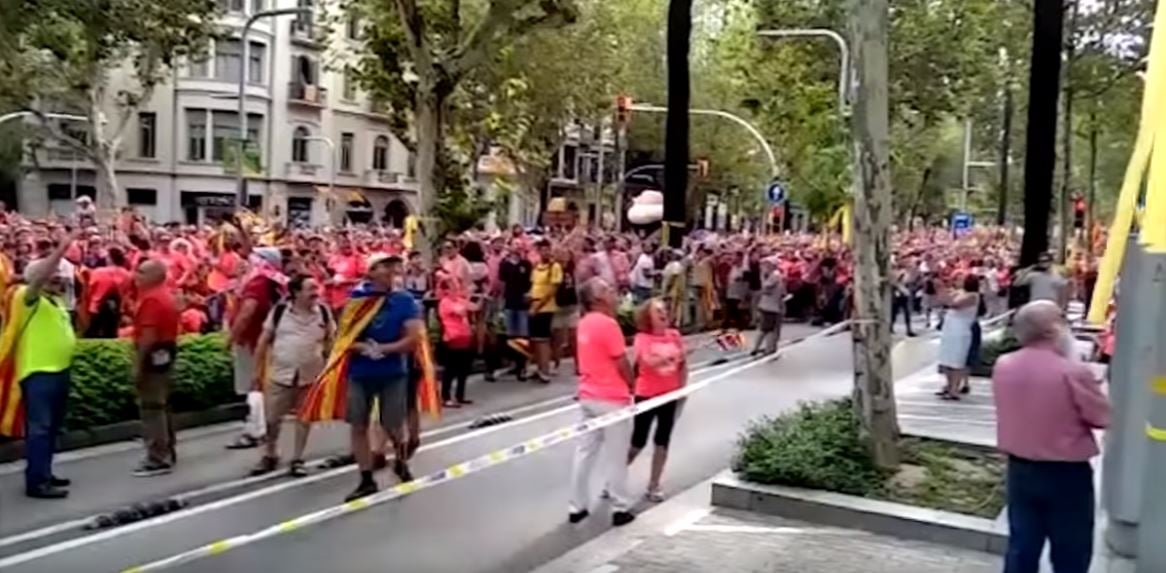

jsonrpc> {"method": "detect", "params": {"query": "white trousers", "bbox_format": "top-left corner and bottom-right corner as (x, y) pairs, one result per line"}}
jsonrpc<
(569, 399), (633, 513)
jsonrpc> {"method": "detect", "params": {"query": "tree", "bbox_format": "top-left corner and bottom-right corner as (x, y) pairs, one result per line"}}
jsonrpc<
(847, 0), (899, 469)
(0, 0), (217, 212)
(356, 0), (578, 249)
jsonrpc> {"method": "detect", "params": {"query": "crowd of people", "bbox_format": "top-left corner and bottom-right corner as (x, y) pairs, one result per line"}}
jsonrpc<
(0, 201), (1097, 517)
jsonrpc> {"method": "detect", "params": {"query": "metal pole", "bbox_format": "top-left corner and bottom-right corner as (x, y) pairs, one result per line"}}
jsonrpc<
(1136, 247), (1166, 569)
(757, 29), (850, 114)
(629, 104), (779, 179)
(237, 8), (311, 208)
(596, 122), (605, 227)
(963, 118), (973, 211)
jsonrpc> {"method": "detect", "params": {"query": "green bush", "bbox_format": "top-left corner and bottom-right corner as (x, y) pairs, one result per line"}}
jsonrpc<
(733, 398), (890, 496)
(973, 329), (1020, 376)
(65, 334), (236, 431)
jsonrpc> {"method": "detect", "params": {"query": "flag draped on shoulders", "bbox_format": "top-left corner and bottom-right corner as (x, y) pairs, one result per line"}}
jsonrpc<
(0, 286), (31, 437)
(299, 289), (383, 423)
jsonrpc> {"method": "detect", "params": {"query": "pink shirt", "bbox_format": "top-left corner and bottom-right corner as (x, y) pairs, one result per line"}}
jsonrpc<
(438, 297), (473, 348)
(633, 330), (685, 398)
(992, 345), (1110, 462)
(576, 312), (631, 404)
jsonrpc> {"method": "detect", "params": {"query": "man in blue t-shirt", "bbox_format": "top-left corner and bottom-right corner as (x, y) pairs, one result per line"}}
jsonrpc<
(345, 254), (423, 502)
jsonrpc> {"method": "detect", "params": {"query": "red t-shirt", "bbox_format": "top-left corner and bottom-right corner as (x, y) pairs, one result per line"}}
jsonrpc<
(180, 308), (207, 334)
(87, 266), (132, 314)
(234, 276), (277, 349)
(632, 329), (685, 398)
(134, 285), (180, 345)
(326, 254), (365, 309)
(438, 296), (473, 349)
(576, 312), (631, 404)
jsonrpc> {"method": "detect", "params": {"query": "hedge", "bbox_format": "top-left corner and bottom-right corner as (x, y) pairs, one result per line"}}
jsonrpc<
(65, 334), (236, 431)
(732, 398), (890, 496)
(971, 329), (1020, 377)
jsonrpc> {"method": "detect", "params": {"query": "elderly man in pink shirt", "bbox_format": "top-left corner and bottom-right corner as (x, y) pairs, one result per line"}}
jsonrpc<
(568, 276), (636, 527)
(993, 300), (1110, 573)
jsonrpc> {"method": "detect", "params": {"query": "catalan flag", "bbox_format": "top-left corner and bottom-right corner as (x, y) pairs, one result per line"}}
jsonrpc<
(0, 286), (31, 437)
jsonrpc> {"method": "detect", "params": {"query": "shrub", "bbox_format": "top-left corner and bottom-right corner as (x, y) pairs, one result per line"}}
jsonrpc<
(65, 334), (236, 431)
(732, 398), (890, 496)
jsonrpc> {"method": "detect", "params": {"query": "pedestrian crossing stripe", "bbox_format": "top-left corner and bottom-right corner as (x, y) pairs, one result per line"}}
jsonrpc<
(120, 322), (854, 572)
(1146, 423), (1166, 442)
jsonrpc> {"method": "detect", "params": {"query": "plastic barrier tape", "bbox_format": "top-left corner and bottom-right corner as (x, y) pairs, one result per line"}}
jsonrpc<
(122, 322), (853, 572)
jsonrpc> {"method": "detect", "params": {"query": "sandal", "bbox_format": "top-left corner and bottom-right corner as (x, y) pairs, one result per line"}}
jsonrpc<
(288, 459), (308, 478)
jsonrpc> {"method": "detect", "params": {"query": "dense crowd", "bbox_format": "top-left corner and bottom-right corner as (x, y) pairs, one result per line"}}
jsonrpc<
(0, 198), (1098, 505)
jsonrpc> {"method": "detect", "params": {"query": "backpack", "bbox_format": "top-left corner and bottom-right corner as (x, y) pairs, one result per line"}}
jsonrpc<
(270, 302), (331, 341)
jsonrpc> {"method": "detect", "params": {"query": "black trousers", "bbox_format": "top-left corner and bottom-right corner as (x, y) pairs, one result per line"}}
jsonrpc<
(440, 345), (474, 402)
(891, 294), (914, 334)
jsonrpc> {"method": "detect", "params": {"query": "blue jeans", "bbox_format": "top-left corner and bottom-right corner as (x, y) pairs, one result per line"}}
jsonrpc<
(21, 370), (70, 491)
(1005, 457), (1095, 573)
(504, 309), (529, 338)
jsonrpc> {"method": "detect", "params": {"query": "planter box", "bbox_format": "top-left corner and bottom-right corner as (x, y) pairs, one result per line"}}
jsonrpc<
(711, 470), (1008, 555)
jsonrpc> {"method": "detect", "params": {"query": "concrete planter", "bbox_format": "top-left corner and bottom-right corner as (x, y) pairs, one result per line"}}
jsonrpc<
(711, 470), (1008, 555)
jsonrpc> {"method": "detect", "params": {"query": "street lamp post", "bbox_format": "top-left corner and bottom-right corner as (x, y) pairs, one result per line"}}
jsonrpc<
(757, 29), (850, 114)
(0, 111), (90, 205)
(628, 104), (779, 178)
(237, 8), (312, 207)
(303, 135), (336, 224)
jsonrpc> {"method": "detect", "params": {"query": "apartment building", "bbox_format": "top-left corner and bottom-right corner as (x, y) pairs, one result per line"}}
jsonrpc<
(18, 0), (418, 228)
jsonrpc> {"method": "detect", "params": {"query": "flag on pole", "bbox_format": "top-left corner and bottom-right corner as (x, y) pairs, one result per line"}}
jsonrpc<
(0, 286), (31, 437)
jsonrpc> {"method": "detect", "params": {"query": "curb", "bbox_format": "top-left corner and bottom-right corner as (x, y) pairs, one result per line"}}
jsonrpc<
(0, 403), (246, 464)
(710, 470), (1008, 555)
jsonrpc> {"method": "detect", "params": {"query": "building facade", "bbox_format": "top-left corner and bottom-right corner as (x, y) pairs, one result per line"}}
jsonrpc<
(18, 0), (418, 228)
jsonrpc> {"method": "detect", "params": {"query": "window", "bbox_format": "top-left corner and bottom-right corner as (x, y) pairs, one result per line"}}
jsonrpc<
(292, 126), (310, 163)
(250, 0), (264, 13)
(347, 14), (361, 39)
(292, 55), (318, 86)
(562, 145), (578, 180)
(342, 66), (357, 100)
(127, 188), (157, 205)
(406, 150), (417, 179)
(231, 0), (244, 12)
(138, 112), (156, 158)
(188, 52), (210, 78)
(372, 135), (388, 171)
(211, 111), (262, 162)
(215, 39), (242, 81)
(293, 0), (313, 34)
(248, 42), (265, 84)
(187, 109), (207, 161)
(341, 132), (354, 172)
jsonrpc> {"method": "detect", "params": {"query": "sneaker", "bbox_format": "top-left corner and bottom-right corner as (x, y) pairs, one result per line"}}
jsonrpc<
(133, 460), (173, 478)
(288, 459), (309, 478)
(250, 456), (279, 476)
(226, 434), (261, 450)
(568, 509), (590, 524)
(612, 511), (636, 527)
(26, 484), (69, 499)
(645, 489), (665, 503)
(345, 480), (378, 502)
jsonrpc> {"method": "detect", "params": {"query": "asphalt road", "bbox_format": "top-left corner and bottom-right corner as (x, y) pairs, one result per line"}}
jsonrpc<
(0, 324), (940, 573)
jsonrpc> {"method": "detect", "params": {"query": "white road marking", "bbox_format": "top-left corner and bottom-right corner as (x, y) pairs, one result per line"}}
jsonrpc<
(0, 354), (760, 568)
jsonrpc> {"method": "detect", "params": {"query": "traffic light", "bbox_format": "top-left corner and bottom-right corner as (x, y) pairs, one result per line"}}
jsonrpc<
(1074, 197), (1086, 229)
(615, 95), (633, 126)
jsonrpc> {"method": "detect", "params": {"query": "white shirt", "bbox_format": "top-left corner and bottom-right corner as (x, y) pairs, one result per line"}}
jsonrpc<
(631, 253), (655, 289)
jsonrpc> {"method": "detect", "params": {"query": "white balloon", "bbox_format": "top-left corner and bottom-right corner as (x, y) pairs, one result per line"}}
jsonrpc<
(628, 203), (663, 225)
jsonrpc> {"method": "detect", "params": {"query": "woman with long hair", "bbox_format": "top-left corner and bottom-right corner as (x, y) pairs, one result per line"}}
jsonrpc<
(936, 275), (981, 400)
(628, 298), (686, 502)
(436, 276), (478, 407)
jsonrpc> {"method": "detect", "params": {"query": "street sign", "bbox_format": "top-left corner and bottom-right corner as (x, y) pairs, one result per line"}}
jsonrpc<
(766, 181), (787, 205)
(951, 212), (973, 236)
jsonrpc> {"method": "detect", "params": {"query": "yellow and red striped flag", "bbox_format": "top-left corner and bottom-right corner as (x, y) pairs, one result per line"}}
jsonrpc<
(0, 286), (32, 437)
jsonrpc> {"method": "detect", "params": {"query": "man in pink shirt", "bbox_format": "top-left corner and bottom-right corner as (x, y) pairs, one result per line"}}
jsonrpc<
(993, 300), (1110, 573)
(569, 277), (635, 527)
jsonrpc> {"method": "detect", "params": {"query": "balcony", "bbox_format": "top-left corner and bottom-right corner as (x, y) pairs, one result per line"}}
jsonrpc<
(288, 83), (327, 107)
(290, 19), (323, 48)
(285, 161), (322, 178)
(365, 169), (401, 185)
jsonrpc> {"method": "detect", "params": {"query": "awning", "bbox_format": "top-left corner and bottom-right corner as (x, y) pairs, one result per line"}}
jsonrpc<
(313, 186), (370, 204)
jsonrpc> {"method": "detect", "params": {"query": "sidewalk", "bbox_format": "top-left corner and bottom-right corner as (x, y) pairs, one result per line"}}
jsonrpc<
(0, 328), (781, 551)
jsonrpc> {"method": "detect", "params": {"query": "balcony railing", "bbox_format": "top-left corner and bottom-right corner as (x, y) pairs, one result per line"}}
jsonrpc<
(285, 161), (321, 178)
(365, 169), (400, 185)
(290, 19), (321, 47)
(288, 83), (327, 107)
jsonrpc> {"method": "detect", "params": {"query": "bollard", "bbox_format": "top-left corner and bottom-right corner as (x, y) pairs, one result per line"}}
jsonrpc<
(1102, 241), (1158, 557)
(1135, 247), (1166, 572)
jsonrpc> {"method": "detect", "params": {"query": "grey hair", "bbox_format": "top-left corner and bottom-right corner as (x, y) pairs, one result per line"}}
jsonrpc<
(579, 276), (611, 311)
(1013, 300), (1062, 346)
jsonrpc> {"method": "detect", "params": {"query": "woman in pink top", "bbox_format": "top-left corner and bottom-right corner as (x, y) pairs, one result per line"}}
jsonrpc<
(437, 277), (478, 407)
(628, 298), (687, 502)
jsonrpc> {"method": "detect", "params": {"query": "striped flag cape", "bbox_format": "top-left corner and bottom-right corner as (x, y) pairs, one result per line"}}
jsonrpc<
(0, 286), (31, 437)
(300, 289), (440, 423)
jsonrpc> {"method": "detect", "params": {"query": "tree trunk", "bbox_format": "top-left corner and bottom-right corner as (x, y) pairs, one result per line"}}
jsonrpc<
(1086, 112), (1098, 253)
(848, 0), (899, 470)
(664, 0), (692, 249)
(1058, 0), (1079, 260)
(998, 85), (1013, 226)
(906, 166), (933, 229)
(1019, 0), (1065, 267)
(414, 82), (444, 256)
(93, 152), (121, 216)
